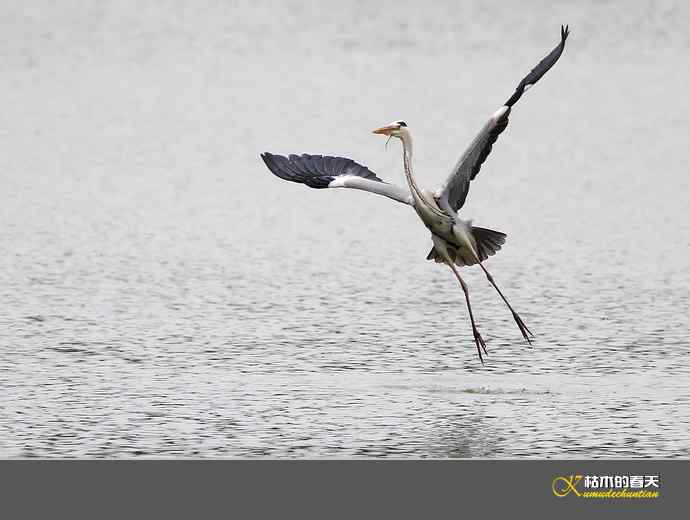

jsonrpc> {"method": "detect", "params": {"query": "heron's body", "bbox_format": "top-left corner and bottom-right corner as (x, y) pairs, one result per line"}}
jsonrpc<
(408, 180), (476, 266)
(416, 191), (460, 240)
(260, 26), (570, 362)
(399, 130), (478, 264)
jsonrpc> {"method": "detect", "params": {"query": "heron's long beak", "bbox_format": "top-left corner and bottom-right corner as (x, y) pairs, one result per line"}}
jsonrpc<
(372, 125), (396, 135)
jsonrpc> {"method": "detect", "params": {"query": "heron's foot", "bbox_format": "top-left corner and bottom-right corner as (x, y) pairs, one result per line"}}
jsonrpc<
(512, 311), (533, 345)
(472, 327), (488, 364)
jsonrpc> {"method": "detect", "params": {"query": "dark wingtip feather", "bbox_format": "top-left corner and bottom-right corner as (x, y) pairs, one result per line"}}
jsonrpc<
(261, 152), (297, 182)
(260, 151), (276, 167)
(260, 152), (381, 189)
(504, 25), (570, 108)
(260, 152), (277, 169)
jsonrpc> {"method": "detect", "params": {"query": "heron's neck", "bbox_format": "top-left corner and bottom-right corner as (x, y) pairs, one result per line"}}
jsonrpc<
(400, 131), (424, 202)
(401, 131), (448, 218)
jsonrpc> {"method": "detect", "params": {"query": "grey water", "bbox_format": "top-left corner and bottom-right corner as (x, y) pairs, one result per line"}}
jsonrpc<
(2, 1), (690, 458)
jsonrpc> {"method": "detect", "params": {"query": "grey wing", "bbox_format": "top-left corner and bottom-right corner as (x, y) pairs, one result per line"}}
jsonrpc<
(436, 25), (569, 212)
(261, 152), (412, 205)
(436, 106), (511, 213)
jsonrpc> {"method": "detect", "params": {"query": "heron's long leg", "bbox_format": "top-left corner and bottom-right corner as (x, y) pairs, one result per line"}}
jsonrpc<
(447, 261), (488, 363)
(477, 262), (533, 344)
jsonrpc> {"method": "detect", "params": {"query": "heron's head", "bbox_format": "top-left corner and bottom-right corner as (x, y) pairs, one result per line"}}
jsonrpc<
(372, 120), (408, 140)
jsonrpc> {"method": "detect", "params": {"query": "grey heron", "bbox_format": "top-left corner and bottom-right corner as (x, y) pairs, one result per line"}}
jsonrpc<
(261, 26), (569, 362)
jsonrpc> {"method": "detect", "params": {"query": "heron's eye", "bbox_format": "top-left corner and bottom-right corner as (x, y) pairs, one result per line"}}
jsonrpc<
(398, 121), (407, 127)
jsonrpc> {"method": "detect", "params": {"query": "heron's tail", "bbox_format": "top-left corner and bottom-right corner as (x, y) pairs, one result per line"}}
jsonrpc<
(426, 226), (507, 266)
(471, 226), (507, 262)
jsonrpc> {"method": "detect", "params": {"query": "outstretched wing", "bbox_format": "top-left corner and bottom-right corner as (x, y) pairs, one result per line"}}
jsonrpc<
(261, 152), (412, 205)
(436, 25), (569, 212)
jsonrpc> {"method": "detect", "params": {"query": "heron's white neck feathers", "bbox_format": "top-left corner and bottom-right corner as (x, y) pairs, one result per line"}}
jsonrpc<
(399, 128), (447, 219)
(400, 128), (413, 161)
(400, 129), (424, 202)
